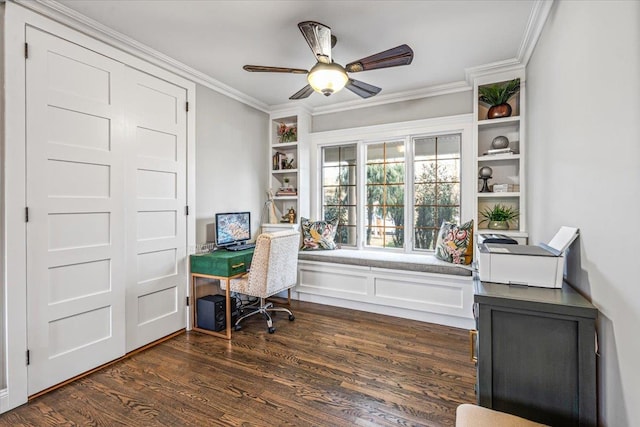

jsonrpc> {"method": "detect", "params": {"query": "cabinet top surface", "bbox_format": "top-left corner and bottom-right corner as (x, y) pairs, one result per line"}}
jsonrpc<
(474, 280), (597, 317)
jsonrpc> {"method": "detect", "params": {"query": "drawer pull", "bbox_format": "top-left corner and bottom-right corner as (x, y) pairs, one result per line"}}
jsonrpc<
(231, 262), (245, 269)
(469, 329), (478, 363)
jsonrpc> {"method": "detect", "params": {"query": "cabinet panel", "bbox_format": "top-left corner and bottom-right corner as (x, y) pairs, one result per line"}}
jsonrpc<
(475, 281), (597, 427)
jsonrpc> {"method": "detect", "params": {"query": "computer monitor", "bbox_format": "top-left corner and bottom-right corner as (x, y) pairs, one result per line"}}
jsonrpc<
(215, 211), (251, 247)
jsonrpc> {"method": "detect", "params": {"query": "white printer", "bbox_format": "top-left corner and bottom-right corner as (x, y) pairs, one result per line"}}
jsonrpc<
(477, 226), (579, 288)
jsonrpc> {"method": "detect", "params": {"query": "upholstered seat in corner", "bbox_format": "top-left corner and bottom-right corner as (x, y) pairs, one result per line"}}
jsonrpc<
(228, 230), (300, 333)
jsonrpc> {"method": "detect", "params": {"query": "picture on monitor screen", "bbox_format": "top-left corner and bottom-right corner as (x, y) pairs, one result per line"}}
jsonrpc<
(215, 212), (251, 246)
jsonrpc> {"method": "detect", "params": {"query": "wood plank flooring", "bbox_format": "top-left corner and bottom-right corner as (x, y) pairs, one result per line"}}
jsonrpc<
(0, 301), (476, 426)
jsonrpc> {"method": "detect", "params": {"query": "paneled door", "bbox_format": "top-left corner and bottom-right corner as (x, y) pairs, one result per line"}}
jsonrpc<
(25, 28), (127, 394)
(124, 68), (187, 352)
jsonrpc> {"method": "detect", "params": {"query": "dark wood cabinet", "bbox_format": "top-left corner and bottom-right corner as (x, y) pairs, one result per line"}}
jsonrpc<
(474, 281), (597, 426)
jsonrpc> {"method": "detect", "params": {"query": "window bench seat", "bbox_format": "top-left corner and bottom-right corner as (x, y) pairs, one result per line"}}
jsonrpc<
(295, 249), (475, 329)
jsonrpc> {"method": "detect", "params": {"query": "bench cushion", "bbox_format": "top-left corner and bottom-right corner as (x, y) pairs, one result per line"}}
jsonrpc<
(298, 249), (473, 277)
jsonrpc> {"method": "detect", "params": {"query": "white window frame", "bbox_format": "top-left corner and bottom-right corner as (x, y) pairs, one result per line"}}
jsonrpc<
(310, 114), (473, 254)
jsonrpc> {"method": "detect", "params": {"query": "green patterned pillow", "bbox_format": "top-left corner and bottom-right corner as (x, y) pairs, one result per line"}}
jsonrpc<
(300, 217), (339, 251)
(435, 220), (474, 265)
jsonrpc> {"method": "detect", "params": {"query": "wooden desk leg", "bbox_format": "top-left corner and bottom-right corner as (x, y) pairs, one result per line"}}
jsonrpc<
(224, 277), (232, 340)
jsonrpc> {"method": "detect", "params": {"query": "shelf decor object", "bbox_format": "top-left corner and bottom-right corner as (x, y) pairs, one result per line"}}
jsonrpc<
(277, 122), (297, 143)
(479, 166), (493, 193)
(478, 79), (520, 119)
(479, 204), (519, 230)
(473, 70), (526, 243)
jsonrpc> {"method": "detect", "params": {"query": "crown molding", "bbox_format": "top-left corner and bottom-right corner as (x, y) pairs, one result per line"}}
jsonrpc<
(294, 80), (471, 116)
(465, 0), (552, 84)
(14, 0), (270, 113)
(517, 0), (554, 65)
(15, 0), (552, 116)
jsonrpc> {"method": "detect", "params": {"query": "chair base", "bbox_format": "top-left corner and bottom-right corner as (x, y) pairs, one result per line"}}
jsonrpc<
(233, 298), (295, 334)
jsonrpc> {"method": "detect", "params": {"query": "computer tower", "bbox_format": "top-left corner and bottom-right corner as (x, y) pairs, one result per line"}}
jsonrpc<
(197, 294), (237, 332)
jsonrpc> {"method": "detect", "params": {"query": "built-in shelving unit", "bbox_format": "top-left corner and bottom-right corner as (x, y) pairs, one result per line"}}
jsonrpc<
(262, 109), (310, 233)
(472, 69), (527, 243)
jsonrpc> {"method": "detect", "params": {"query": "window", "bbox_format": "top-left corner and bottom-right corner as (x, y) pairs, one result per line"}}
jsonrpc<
(365, 141), (405, 248)
(413, 134), (461, 250)
(318, 128), (464, 253)
(321, 144), (357, 246)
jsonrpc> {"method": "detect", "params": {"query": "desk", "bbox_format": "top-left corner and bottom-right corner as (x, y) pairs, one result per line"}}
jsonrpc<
(190, 248), (254, 339)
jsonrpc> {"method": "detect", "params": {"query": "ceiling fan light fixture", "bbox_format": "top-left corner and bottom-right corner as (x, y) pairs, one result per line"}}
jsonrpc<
(307, 62), (348, 96)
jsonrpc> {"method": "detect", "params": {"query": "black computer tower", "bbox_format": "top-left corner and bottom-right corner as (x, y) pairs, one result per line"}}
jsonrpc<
(197, 294), (237, 332)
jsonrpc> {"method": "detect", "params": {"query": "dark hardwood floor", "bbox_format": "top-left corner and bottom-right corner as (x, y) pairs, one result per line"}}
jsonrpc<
(1, 301), (476, 426)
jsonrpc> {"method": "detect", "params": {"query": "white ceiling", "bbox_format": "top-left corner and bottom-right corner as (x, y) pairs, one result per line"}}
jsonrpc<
(52, 0), (539, 112)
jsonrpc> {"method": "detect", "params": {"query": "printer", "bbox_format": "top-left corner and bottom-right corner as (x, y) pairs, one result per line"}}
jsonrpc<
(477, 226), (579, 288)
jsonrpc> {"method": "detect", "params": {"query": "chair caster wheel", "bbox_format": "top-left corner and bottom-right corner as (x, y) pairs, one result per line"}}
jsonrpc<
(233, 325), (242, 331)
(268, 327), (276, 334)
(288, 314), (295, 321)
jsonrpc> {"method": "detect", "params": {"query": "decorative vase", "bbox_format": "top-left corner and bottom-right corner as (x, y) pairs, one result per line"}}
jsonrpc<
(487, 103), (512, 119)
(488, 220), (509, 230)
(491, 135), (510, 149)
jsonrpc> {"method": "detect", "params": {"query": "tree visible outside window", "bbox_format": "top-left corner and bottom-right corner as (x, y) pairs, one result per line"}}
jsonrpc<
(319, 133), (462, 252)
(366, 141), (405, 248)
(321, 145), (357, 246)
(413, 134), (461, 250)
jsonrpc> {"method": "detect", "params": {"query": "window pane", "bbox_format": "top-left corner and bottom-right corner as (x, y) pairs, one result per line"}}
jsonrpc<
(322, 166), (341, 186)
(414, 206), (437, 228)
(386, 164), (405, 184)
(414, 183), (436, 206)
(367, 164), (385, 184)
(321, 144), (357, 247)
(437, 183), (460, 205)
(414, 161), (437, 183)
(438, 160), (460, 182)
(412, 133), (462, 251)
(367, 144), (385, 163)
(414, 137), (436, 159)
(414, 227), (439, 250)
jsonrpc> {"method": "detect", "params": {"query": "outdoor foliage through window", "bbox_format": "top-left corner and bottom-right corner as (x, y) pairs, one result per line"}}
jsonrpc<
(321, 145), (357, 246)
(319, 133), (461, 251)
(413, 134), (461, 250)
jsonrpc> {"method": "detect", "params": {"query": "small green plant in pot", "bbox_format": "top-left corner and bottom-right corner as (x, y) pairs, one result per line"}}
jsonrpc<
(480, 204), (519, 230)
(478, 79), (520, 119)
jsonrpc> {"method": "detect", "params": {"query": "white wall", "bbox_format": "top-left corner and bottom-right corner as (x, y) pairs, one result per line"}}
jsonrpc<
(526, 2), (640, 425)
(0, 2), (5, 391)
(195, 84), (269, 244)
(312, 90), (472, 132)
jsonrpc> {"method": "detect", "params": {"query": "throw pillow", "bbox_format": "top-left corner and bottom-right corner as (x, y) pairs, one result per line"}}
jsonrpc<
(300, 217), (339, 251)
(435, 220), (474, 265)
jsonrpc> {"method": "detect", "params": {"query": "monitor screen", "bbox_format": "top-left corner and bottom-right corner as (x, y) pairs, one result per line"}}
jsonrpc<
(215, 212), (251, 247)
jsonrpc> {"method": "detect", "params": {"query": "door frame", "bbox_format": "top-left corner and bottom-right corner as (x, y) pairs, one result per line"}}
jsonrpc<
(3, 2), (196, 412)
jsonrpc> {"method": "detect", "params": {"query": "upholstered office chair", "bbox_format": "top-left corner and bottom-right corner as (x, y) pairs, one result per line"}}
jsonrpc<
(228, 230), (300, 334)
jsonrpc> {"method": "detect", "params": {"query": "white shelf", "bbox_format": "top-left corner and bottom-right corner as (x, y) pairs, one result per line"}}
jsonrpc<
(477, 115), (521, 128)
(477, 192), (520, 198)
(274, 195), (298, 200)
(272, 168), (298, 174)
(478, 154), (521, 162)
(272, 141), (298, 149)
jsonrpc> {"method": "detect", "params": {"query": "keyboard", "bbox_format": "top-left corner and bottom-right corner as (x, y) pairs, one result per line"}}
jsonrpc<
(225, 243), (255, 252)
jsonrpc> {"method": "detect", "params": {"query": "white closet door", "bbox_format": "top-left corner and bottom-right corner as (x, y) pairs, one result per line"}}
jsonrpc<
(25, 28), (126, 394)
(125, 68), (187, 351)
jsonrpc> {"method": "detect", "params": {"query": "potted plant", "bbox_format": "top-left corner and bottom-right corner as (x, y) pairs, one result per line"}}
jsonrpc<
(478, 79), (520, 119)
(480, 204), (519, 230)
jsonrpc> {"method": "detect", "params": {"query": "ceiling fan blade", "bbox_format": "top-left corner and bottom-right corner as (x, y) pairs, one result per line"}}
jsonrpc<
(345, 44), (414, 73)
(298, 21), (332, 64)
(289, 84), (315, 100)
(243, 65), (308, 74)
(345, 79), (382, 99)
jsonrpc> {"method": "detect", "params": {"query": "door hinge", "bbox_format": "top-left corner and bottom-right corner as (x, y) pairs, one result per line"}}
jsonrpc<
(185, 205), (189, 216)
(185, 101), (189, 112)
(186, 296), (190, 306)
(25, 207), (29, 222)
(24, 43), (29, 59)
(26, 349), (30, 366)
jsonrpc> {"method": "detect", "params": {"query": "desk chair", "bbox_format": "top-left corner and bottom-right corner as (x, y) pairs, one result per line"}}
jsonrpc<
(229, 230), (300, 334)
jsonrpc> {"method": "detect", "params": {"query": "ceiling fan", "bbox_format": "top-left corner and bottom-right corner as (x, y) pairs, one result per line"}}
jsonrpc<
(243, 21), (414, 100)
